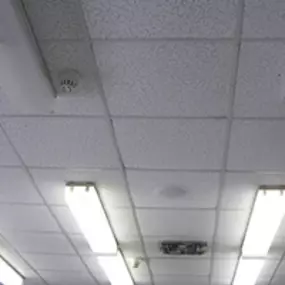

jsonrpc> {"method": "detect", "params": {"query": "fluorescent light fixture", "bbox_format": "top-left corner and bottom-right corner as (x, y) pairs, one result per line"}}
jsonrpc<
(0, 257), (23, 285)
(65, 183), (117, 254)
(233, 258), (264, 285)
(242, 188), (285, 256)
(98, 251), (133, 285)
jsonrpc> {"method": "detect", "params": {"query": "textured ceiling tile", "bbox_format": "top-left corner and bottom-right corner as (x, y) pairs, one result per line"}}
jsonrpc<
(2, 232), (75, 255)
(0, 168), (42, 204)
(228, 121), (285, 171)
(30, 168), (129, 207)
(235, 42), (285, 118)
(0, 127), (21, 166)
(216, 210), (249, 249)
(39, 41), (105, 115)
(243, 0), (285, 38)
(95, 41), (234, 117)
(82, 0), (238, 39)
(154, 275), (209, 285)
(150, 259), (211, 276)
(222, 172), (285, 210)
(2, 118), (119, 168)
(137, 209), (215, 238)
(114, 119), (227, 170)
(39, 270), (95, 284)
(0, 205), (60, 232)
(127, 170), (220, 209)
(23, 0), (88, 40)
(23, 254), (85, 271)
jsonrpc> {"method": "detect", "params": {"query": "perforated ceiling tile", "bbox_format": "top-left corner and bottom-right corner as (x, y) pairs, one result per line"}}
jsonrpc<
(150, 259), (211, 276)
(137, 209), (215, 238)
(234, 42), (285, 118)
(221, 173), (285, 210)
(0, 205), (60, 232)
(2, 118), (119, 168)
(243, 0), (285, 38)
(154, 275), (209, 285)
(0, 127), (21, 166)
(127, 170), (220, 209)
(23, 254), (85, 271)
(114, 119), (227, 170)
(95, 41), (234, 117)
(38, 270), (95, 284)
(23, 0), (89, 40)
(30, 168), (129, 207)
(216, 210), (249, 250)
(82, 0), (238, 39)
(228, 120), (285, 171)
(0, 168), (42, 204)
(212, 258), (238, 284)
(2, 232), (75, 255)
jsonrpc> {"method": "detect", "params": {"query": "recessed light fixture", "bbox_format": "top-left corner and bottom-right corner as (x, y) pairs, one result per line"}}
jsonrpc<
(233, 187), (285, 285)
(0, 257), (23, 285)
(65, 183), (117, 254)
(98, 251), (133, 285)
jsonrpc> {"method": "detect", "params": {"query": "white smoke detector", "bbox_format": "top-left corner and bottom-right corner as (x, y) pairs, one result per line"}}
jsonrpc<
(58, 69), (80, 94)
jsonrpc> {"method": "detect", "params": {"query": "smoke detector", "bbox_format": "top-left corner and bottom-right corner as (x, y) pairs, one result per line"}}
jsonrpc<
(58, 69), (80, 94)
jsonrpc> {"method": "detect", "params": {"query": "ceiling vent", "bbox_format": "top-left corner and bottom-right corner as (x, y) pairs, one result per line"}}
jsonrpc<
(160, 241), (208, 256)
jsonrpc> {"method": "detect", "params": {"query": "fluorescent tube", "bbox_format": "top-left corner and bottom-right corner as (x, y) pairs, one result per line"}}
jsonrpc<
(65, 183), (117, 254)
(242, 188), (285, 257)
(0, 257), (23, 285)
(98, 251), (133, 285)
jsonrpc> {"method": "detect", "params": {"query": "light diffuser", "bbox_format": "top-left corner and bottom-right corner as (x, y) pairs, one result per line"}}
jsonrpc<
(98, 251), (133, 285)
(0, 257), (23, 285)
(65, 183), (117, 254)
(242, 188), (285, 257)
(233, 258), (264, 285)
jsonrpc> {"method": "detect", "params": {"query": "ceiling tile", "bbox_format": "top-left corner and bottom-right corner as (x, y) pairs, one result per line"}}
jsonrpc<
(222, 172), (285, 210)
(257, 259), (279, 283)
(228, 120), (285, 171)
(39, 270), (95, 285)
(24, 254), (85, 271)
(0, 128), (20, 166)
(243, 0), (285, 38)
(2, 232), (75, 254)
(82, 0), (238, 39)
(216, 210), (249, 250)
(137, 209), (215, 238)
(83, 256), (109, 284)
(0, 205), (59, 232)
(39, 41), (105, 115)
(2, 118), (119, 168)
(276, 259), (285, 275)
(30, 168), (129, 207)
(114, 119), (227, 170)
(212, 258), (238, 283)
(95, 41), (234, 117)
(150, 259), (210, 275)
(234, 42), (285, 118)
(107, 208), (139, 242)
(144, 236), (211, 259)
(23, 0), (88, 40)
(51, 206), (81, 234)
(23, 279), (45, 285)
(154, 275), (209, 285)
(0, 168), (42, 204)
(69, 234), (93, 256)
(127, 170), (219, 209)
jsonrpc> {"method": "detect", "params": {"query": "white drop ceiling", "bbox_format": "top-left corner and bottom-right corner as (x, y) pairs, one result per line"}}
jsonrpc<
(1, 0), (285, 285)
